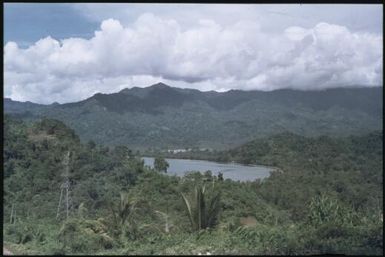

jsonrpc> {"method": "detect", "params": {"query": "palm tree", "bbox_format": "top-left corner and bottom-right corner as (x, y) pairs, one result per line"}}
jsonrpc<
(108, 192), (140, 237)
(181, 184), (221, 231)
(109, 191), (158, 240)
(120, 192), (137, 226)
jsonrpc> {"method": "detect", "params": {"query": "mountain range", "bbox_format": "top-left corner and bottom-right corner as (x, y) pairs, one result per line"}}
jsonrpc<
(4, 83), (383, 150)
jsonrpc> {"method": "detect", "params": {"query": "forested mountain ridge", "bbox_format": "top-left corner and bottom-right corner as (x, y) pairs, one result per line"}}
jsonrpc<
(4, 83), (383, 149)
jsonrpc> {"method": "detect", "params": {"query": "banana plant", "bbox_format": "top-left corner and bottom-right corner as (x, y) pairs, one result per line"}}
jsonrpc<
(181, 184), (221, 231)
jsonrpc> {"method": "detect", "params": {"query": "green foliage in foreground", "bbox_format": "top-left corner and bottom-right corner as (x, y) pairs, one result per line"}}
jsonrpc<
(3, 115), (383, 255)
(181, 184), (221, 231)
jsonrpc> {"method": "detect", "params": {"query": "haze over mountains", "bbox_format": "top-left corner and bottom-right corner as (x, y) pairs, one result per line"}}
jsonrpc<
(4, 83), (383, 150)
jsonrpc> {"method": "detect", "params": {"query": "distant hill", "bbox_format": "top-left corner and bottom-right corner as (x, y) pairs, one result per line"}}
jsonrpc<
(4, 83), (383, 149)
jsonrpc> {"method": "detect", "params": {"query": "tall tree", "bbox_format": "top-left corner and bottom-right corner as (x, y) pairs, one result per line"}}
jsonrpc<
(154, 156), (169, 173)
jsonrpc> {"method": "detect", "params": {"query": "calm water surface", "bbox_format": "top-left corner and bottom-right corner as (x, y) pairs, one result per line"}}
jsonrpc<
(142, 157), (273, 182)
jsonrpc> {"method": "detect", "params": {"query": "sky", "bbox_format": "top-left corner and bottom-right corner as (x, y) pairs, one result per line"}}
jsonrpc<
(3, 3), (383, 104)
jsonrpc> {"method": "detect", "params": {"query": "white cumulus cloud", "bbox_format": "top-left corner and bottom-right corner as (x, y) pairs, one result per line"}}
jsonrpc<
(4, 13), (383, 104)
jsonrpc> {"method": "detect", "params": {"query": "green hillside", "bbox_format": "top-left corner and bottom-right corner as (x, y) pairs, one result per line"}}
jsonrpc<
(3, 115), (383, 255)
(4, 84), (383, 149)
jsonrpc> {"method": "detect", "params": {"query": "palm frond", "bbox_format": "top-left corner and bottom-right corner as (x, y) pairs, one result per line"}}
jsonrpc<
(206, 192), (221, 227)
(181, 192), (196, 230)
(181, 184), (221, 231)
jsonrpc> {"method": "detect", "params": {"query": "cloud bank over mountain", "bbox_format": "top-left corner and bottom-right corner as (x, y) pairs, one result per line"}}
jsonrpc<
(4, 12), (382, 104)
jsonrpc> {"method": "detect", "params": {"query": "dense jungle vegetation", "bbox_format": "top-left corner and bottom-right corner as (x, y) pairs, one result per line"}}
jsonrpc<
(3, 114), (383, 255)
(4, 85), (382, 149)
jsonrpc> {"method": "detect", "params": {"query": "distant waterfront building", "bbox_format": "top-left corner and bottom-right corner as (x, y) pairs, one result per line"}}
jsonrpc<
(167, 148), (213, 153)
(168, 149), (188, 153)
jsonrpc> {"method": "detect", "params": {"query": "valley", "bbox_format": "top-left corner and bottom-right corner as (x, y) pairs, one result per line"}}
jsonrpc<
(3, 3), (383, 255)
(3, 107), (383, 255)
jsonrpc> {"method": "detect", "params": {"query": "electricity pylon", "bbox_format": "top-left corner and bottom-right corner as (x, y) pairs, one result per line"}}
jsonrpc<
(56, 151), (73, 220)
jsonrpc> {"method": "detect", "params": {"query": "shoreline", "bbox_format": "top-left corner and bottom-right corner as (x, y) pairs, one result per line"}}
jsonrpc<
(141, 155), (279, 170)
